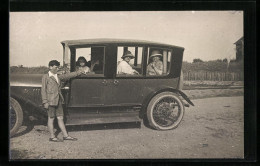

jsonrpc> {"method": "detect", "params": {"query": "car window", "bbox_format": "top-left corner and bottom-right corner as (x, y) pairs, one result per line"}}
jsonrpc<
(116, 46), (143, 77)
(75, 46), (105, 77)
(146, 48), (172, 76)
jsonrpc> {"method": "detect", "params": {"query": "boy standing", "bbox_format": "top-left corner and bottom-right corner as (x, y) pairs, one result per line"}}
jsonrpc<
(41, 60), (83, 142)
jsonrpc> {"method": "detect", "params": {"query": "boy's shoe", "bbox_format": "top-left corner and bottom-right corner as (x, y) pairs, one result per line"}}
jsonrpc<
(63, 136), (77, 141)
(49, 137), (63, 142)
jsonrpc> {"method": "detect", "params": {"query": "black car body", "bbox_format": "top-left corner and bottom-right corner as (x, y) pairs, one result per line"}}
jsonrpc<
(10, 38), (194, 137)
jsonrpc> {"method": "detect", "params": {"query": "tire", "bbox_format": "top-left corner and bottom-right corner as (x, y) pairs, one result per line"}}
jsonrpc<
(147, 92), (184, 130)
(10, 97), (23, 137)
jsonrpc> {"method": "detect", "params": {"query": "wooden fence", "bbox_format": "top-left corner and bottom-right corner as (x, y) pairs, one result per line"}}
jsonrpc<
(183, 71), (244, 81)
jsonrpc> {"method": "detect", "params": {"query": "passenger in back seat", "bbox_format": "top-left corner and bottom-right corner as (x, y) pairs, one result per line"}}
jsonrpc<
(147, 50), (163, 75)
(117, 51), (139, 75)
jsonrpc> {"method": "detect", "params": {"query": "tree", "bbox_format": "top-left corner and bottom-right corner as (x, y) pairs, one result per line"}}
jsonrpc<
(192, 58), (204, 63)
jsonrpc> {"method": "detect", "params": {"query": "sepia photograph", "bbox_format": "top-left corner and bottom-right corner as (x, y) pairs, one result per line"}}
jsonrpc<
(9, 11), (245, 159)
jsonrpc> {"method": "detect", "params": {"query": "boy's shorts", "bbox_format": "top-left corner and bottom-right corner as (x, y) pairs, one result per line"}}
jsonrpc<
(48, 100), (64, 118)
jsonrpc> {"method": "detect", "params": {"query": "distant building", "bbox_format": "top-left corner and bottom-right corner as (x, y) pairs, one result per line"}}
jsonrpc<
(234, 37), (244, 61)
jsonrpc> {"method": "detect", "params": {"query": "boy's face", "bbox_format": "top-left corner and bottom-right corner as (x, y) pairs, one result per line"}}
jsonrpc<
(49, 65), (59, 74)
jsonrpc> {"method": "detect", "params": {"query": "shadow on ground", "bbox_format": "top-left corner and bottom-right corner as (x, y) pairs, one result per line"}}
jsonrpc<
(66, 121), (141, 132)
(11, 117), (47, 138)
(10, 149), (30, 160)
(12, 118), (142, 138)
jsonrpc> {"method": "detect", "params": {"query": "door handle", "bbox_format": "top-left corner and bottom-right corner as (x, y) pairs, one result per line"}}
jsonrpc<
(102, 80), (108, 86)
(114, 80), (119, 85)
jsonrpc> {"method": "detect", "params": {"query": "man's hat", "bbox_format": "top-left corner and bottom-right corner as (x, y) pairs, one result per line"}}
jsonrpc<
(121, 51), (135, 59)
(150, 50), (162, 59)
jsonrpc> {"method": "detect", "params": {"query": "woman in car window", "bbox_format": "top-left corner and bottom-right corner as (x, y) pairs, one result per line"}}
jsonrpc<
(147, 50), (163, 75)
(117, 51), (139, 75)
(76, 56), (91, 74)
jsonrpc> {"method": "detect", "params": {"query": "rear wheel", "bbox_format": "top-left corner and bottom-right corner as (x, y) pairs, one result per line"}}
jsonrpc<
(10, 97), (23, 137)
(147, 92), (184, 130)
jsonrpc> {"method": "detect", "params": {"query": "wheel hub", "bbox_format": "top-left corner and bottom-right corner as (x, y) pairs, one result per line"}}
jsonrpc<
(157, 102), (172, 117)
(153, 97), (180, 127)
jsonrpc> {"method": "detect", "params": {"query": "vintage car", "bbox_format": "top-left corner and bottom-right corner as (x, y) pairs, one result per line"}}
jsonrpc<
(10, 38), (194, 137)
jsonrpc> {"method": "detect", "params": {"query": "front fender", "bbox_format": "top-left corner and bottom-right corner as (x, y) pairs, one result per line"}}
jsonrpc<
(10, 86), (47, 119)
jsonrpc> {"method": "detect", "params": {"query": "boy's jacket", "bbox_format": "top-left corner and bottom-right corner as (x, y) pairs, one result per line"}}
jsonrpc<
(41, 72), (78, 106)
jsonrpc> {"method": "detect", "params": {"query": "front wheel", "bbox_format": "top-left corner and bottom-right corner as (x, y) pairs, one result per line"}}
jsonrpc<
(147, 92), (184, 130)
(10, 97), (23, 137)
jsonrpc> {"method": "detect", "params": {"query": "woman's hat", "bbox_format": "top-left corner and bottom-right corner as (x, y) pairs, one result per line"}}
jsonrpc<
(121, 51), (135, 59)
(150, 50), (162, 59)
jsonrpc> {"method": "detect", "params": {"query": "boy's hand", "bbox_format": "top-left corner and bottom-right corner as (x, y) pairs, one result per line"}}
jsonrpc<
(43, 103), (49, 109)
(76, 68), (85, 75)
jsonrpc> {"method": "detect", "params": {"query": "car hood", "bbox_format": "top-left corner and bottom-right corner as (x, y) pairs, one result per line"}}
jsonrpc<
(10, 74), (43, 87)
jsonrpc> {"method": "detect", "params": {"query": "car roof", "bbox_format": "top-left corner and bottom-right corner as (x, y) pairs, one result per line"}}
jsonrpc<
(61, 38), (184, 49)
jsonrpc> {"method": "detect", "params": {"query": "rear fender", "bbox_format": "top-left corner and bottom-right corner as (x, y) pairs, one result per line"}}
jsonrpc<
(140, 87), (194, 118)
(177, 90), (195, 106)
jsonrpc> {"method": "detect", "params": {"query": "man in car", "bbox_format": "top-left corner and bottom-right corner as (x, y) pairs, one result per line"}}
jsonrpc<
(41, 60), (84, 142)
(117, 51), (139, 75)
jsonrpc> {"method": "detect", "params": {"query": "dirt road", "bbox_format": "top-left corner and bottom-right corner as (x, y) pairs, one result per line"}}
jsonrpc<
(10, 96), (243, 159)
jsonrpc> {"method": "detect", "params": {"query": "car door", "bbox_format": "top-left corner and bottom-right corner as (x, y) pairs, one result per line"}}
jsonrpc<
(108, 78), (143, 107)
(104, 46), (144, 107)
(66, 46), (109, 123)
(68, 78), (105, 107)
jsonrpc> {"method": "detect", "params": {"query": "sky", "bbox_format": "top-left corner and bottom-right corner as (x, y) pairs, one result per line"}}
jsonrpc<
(9, 11), (243, 67)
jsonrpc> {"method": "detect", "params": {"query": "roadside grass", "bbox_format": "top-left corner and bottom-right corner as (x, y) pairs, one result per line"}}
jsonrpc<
(183, 81), (244, 89)
(183, 88), (244, 100)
